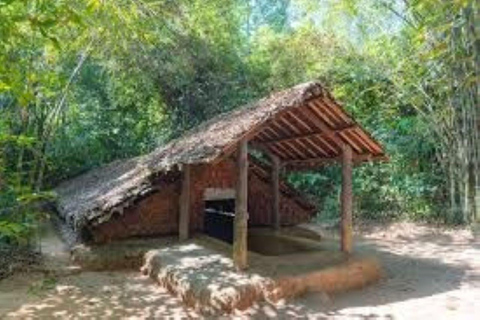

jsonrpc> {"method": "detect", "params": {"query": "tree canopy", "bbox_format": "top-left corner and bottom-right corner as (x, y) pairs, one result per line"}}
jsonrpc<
(1, 0), (479, 243)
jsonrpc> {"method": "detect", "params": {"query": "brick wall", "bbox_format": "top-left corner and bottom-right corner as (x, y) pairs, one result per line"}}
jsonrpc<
(90, 159), (314, 243)
(190, 160), (237, 231)
(91, 182), (180, 243)
(248, 172), (313, 226)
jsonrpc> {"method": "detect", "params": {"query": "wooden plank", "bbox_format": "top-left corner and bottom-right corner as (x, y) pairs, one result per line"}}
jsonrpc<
(296, 138), (322, 158)
(352, 128), (384, 154)
(302, 104), (340, 139)
(344, 130), (370, 153)
(210, 90), (385, 166)
(297, 106), (348, 156)
(314, 99), (344, 127)
(309, 101), (338, 128)
(264, 126), (283, 140)
(258, 129), (292, 159)
(322, 95), (384, 155)
(311, 135), (339, 155)
(302, 137), (330, 157)
(346, 129), (374, 154)
(261, 125), (356, 146)
(272, 155), (281, 231)
(286, 111), (313, 132)
(280, 141), (307, 159)
(292, 108), (321, 132)
(178, 164), (191, 241)
(275, 131), (318, 159)
(255, 130), (271, 142)
(233, 140), (248, 270)
(285, 156), (339, 168)
(341, 144), (353, 253)
(276, 116), (302, 135)
(262, 127), (299, 159)
(284, 153), (387, 168)
(270, 142), (297, 159)
(273, 119), (311, 159)
(323, 97), (352, 123)
(268, 121), (308, 159)
(268, 122), (292, 141)
(268, 144), (290, 160)
(260, 125), (317, 159)
(338, 131), (363, 154)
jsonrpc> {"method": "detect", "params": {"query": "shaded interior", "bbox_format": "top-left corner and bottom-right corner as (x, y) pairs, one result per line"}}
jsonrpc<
(247, 229), (322, 256)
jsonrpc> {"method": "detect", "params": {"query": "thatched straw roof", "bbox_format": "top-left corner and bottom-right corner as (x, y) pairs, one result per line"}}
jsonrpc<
(55, 81), (385, 233)
(55, 156), (154, 231)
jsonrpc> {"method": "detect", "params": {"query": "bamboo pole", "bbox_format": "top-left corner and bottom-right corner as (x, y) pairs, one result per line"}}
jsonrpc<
(233, 140), (248, 270)
(341, 144), (353, 253)
(179, 164), (191, 241)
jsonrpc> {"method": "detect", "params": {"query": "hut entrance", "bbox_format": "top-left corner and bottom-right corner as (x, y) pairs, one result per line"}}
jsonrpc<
(204, 199), (235, 243)
(203, 188), (236, 243)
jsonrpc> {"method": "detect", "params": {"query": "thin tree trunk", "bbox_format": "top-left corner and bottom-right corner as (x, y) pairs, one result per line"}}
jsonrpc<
(449, 159), (457, 223)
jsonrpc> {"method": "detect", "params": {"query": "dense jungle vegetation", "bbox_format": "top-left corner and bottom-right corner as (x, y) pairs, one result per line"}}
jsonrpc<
(0, 0), (479, 245)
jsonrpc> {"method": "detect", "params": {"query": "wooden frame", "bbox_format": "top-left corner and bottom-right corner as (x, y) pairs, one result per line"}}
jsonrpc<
(179, 164), (191, 241)
(272, 155), (281, 230)
(233, 140), (248, 270)
(341, 144), (353, 253)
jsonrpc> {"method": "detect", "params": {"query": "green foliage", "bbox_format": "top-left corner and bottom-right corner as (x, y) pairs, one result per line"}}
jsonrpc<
(0, 0), (477, 235)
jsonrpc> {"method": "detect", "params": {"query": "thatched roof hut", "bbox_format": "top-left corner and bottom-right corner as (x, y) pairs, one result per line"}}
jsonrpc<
(55, 81), (385, 264)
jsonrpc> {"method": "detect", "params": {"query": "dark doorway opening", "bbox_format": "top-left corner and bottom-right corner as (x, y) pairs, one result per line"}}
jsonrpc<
(204, 199), (235, 243)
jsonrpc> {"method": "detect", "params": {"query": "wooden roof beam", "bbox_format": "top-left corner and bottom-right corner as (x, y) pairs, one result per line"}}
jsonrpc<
(260, 125), (356, 146)
(284, 154), (388, 170)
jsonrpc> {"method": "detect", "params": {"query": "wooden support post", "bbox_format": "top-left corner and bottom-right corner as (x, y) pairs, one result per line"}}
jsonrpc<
(179, 164), (191, 241)
(272, 155), (281, 231)
(341, 144), (353, 253)
(233, 140), (248, 270)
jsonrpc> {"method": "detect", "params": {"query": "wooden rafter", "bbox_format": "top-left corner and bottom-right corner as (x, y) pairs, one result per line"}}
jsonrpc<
(240, 92), (385, 170)
(260, 125), (356, 146)
(311, 135), (339, 155)
(286, 111), (313, 132)
(338, 131), (363, 153)
(298, 137), (329, 158)
(308, 101), (337, 128)
(284, 154), (388, 169)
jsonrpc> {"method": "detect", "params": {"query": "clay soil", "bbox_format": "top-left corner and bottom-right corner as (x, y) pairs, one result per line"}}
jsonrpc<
(1, 222), (479, 319)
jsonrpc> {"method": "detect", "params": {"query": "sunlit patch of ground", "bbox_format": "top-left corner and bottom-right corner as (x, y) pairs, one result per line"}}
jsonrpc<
(240, 222), (480, 319)
(0, 222), (479, 319)
(0, 271), (197, 319)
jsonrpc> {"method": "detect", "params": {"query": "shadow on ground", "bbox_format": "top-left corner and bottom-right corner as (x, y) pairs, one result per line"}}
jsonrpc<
(1, 271), (197, 319)
(239, 232), (479, 319)
(1, 223), (479, 319)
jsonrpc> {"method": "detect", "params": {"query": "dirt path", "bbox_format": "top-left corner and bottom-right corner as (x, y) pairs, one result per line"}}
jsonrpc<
(240, 223), (480, 319)
(1, 222), (479, 319)
(0, 223), (197, 319)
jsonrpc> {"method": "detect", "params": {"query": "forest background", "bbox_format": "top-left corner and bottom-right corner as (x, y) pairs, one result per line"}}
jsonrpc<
(0, 0), (479, 245)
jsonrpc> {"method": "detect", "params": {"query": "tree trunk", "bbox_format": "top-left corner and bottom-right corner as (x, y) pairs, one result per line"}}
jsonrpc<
(449, 159), (457, 223)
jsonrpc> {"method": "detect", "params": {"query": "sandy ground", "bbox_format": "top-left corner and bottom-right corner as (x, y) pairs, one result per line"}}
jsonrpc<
(0, 222), (479, 319)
